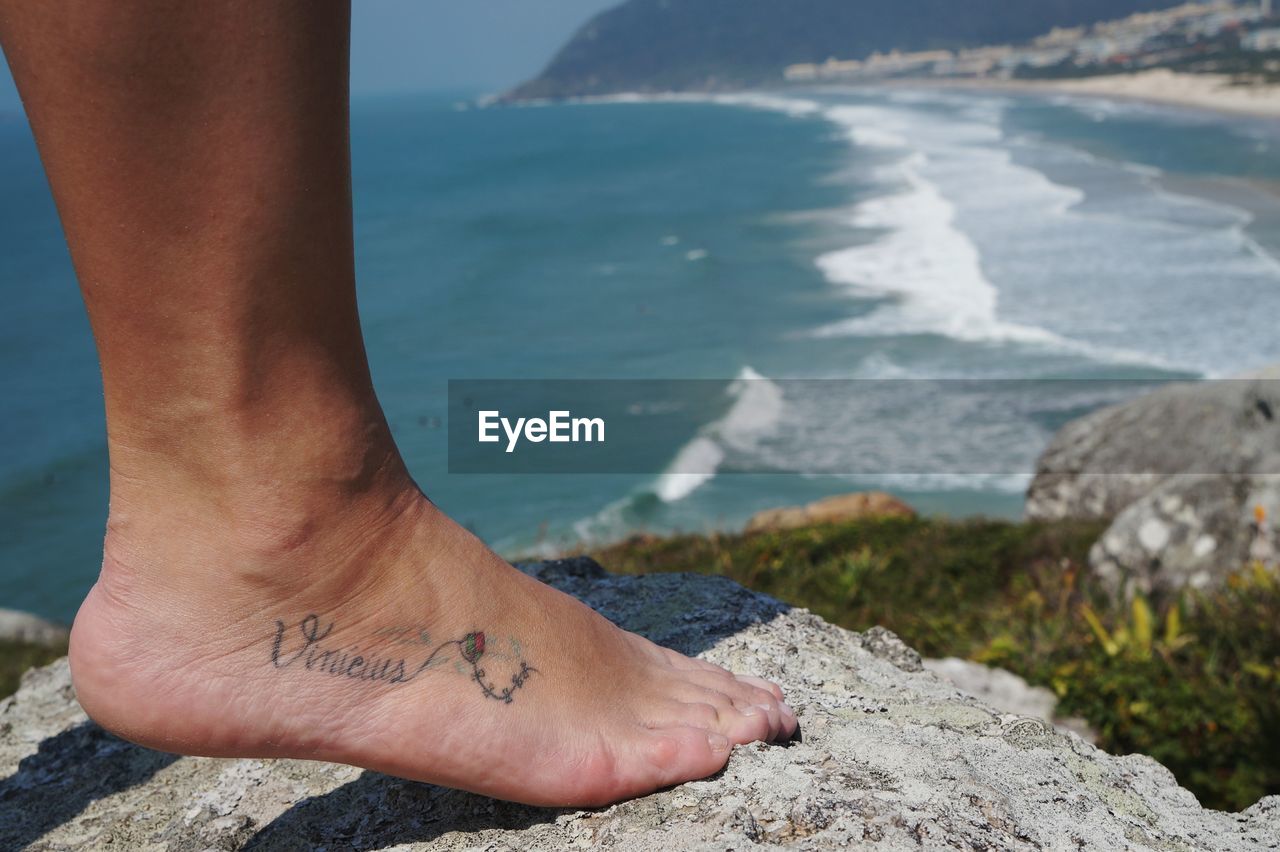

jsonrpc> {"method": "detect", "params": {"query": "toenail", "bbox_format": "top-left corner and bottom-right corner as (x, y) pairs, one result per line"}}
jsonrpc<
(707, 733), (731, 753)
(780, 702), (796, 721)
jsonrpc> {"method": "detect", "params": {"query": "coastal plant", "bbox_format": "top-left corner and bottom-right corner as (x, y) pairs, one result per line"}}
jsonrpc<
(0, 638), (67, 700)
(588, 517), (1280, 811)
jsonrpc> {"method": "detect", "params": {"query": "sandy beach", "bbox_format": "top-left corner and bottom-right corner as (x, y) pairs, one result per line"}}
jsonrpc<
(991, 68), (1280, 119)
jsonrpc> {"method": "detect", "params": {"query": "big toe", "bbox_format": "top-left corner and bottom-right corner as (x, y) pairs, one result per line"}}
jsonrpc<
(639, 726), (733, 791)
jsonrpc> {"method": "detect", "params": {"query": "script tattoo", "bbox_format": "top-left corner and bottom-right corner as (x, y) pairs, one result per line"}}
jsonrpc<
(270, 614), (538, 704)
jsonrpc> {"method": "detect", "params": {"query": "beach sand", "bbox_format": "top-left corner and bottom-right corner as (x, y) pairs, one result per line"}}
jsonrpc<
(993, 69), (1280, 119)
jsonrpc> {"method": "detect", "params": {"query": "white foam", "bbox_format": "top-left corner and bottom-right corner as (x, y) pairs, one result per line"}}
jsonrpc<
(554, 89), (1117, 358)
(707, 92), (824, 117)
(717, 366), (786, 450)
(855, 472), (1033, 494)
(1242, 232), (1280, 276)
(556, 90), (825, 119)
(599, 90), (1192, 369)
(847, 125), (909, 150)
(808, 109), (1075, 346)
(568, 367), (787, 544)
(567, 89), (1279, 374)
(652, 437), (723, 502)
(790, 100), (1201, 371)
(569, 494), (637, 546)
(649, 366), (785, 503)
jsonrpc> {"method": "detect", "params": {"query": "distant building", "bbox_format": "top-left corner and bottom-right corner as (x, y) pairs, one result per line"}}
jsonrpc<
(1035, 26), (1086, 47)
(1075, 37), (1121, 62)
(783, 63), (820, 81)
(958, 45), (1015, 61)
(1244, 26), (1280, 48)
(784, 57), (866, 81)
(999, 47), (1072, 70)
(822, 58), (865, 76)
(864, 49), (954, 72)
(781, 0), (1272, 84)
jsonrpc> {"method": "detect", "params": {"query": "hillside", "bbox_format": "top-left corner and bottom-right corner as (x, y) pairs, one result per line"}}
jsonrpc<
(505, 0), (1186, 100)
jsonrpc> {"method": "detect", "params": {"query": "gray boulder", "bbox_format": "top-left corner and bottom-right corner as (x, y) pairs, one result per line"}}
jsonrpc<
(1089, 473), (1280, 599)
(1027, 371), (1280, 596)
(0, 609), (69, 647)
(2, 559), (1277, 851)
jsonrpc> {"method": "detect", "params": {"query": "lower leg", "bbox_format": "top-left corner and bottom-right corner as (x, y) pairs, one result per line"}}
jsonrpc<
(0, 1), (403, 551)
(0, 0), (795, 806)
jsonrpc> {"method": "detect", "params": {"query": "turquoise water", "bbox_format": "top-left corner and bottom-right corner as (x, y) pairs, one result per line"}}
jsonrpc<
(3, 88), (1279, 622)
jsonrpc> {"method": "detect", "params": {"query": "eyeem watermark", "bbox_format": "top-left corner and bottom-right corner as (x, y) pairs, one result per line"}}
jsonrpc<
(450, 378), (1280, 475)
(478, 409), (605, 453)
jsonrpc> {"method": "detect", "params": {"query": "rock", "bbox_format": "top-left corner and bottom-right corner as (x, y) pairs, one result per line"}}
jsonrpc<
(2, 559), (1277, 851)
(0, 609), (69, 647)
(745, 491), (915, 534)
(924, 657), (1097, 743)
(1088, 474), (1280, 599)
(1027, 371), (1280, 596)
(855, 625), (923, 673)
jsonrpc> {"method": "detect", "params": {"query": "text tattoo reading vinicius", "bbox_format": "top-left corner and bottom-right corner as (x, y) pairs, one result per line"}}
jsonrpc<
(270, 614), (538, 703)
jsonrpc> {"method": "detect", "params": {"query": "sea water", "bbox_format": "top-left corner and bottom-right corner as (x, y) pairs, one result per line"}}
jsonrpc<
(2, 88), (1279, 621)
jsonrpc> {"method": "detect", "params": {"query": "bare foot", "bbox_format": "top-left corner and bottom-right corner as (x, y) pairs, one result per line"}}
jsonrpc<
(68, 481), (796, 807)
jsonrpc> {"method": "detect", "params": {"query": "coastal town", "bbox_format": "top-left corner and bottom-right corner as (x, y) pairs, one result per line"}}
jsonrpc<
(783, 1), (1280, 83)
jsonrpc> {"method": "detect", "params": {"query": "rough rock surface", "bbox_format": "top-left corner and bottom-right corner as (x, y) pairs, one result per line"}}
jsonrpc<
(745, 491), (916, 534)
(3, 559), (1277, 851)
(1026, 372), (1280, 596)
(924, 657), (1096, 743)
(1088, 473), (1280, 599)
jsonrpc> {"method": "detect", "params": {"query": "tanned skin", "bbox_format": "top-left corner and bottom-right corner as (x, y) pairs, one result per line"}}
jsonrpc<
(0, 1), (796, 806)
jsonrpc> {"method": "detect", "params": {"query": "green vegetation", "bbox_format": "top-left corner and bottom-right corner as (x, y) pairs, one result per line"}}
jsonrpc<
(588, 517), (1280, 812)
(0, 637), (67, 701)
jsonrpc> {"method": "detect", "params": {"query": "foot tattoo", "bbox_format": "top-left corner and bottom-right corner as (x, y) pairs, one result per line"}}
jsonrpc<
(270, 615), (538, 703)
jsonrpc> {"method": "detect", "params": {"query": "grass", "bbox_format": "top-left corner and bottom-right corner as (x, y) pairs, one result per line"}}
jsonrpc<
(588, 517), (1280, 812)
(0, 637), (68, 701)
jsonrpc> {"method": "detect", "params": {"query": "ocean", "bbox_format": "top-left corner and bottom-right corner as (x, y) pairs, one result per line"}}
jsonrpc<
(3, 86), (1279, 622)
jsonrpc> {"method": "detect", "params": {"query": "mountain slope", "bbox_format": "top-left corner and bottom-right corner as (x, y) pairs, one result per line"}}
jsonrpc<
(506, 0), (1183, 100)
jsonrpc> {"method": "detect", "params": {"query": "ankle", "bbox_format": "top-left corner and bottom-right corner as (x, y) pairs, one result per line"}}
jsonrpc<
(108, 382), (399, 481)
(98, 444), (426, 603)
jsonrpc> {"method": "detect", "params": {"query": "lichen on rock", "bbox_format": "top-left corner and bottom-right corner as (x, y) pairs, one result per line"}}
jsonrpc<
(1028, 371), (1280, 597)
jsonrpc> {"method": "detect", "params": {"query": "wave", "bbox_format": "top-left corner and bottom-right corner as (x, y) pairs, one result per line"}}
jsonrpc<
(626, 89), (1259, 374)
(574, 90), (1224, 378)
(705, 92), (825, 117)
(810, 100), (1234, 372)
(845, 124), (909, 150)
(652, 437), (722, 502)
(568, 366), (786, 542)
(650, 366), (785, 503)
(568, 92), (1256, 378)
(810, 153), (1072, 346)
(805, 103), (1083, 349)
(619, 93), (1095, 355)
(528, 93), (1280, 373)
(850, 472), (1033, 494)
(1242, 232), (1280, 276)
(535, 90), (827, 119)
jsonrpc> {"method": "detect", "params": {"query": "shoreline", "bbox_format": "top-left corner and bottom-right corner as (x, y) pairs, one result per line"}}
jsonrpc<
(505, 70), (1280, 122)
(884, 69), (1280, 121)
